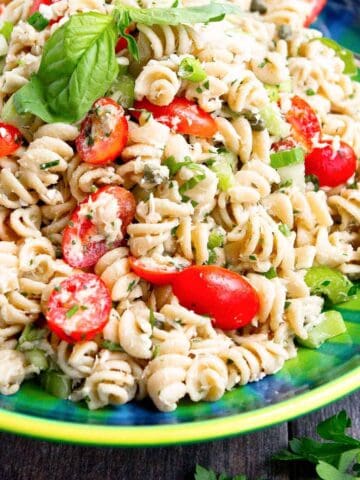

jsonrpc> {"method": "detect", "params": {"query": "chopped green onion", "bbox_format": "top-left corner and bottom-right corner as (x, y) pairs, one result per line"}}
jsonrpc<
(101, 340), (124, 352)
(306, 88), (316, 96)
(270, 147), (304, 169)
(178, 57), (207, 83)
(40, 160), (60, 170)
(260, 104), (290, 137)
(264, 80), (292, 102)
(263, 267), (277, 279)
(0, 21), (14, 41)
(40, 370), (72, 399)
(152, 344), (160, 358)
(305, 266), (353, 305)
(1, 94), (34, 133)
(107, 74), (135, 109)
(27, 12), (49, 31)
(296, 311), (347, 349)
(18, 324), (47, 346)
(24, 349), (48, 370)
(164, 156), (195, 176)
(208, 230), (225, 250)
(66, 305), (80, 318)
(279, 223), (291, 237)
(312, 37), (357, 77)
(206, 150), (237, 192)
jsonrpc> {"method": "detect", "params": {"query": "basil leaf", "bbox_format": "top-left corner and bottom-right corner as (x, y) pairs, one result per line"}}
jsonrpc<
(14, 12), (118, 123)
(116, 3), (242, 26)
(316, 461), (357, 480)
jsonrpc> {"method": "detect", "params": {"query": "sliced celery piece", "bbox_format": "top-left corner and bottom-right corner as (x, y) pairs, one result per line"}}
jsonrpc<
(305, 266), (353, 305)
(207, 150), (237, 192)
(40, 370), (72, 399)
(260, 104), (290, 137)
(24, 349), (48, 370)
(297, 311), (347, 349)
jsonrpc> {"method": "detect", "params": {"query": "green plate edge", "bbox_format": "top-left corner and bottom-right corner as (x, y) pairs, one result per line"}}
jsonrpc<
(0, 363), (358, 446)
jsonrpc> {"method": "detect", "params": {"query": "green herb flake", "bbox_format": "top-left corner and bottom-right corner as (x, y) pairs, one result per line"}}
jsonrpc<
(101, 340), (124, 352)
(65, 305), (80, 318)
(149, 308), (156, 328)
(306, 88), (316, 96)
(279, 223), (291, 237)
(40, 159), (60, 170)
(28, 12), (49, 31)
(127, 280), (136, 292)
(305, 174), (320, 191)
(178, 56), (207, 83)
(249, 255), (257, 261)
(263, 267), (277, 279)
(284, 301), (291, 309)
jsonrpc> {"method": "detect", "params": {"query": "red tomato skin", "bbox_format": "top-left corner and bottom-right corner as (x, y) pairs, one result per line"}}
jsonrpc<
(115, 37), (128, 53)
(304, 0), (327, 27)
(29, 0), (62, 23)
(76, 98), (128, 165)
(286, 96), (321, 149)
(172, 266), (260, 330)
(29, 0), (51, 15)
(0, 122), (23, 156)
(62, 186), (136, 269)
(305, 140), (357, 187)
(133, 98), (217, 138)
(46, 273), (111, 343)
(129, 257), (183, 286)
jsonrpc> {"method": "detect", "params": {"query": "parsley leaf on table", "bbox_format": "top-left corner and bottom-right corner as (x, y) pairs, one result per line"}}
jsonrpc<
(194, 465), (248, 480)
(273, 411), (360, 479)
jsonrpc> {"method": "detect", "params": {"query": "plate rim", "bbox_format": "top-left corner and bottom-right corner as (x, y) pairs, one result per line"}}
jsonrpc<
(0, 362), (359, 446)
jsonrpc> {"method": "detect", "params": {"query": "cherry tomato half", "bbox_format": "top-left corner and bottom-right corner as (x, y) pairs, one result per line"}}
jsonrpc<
(76, 98), (128, 165)
(62, 185), (136, 269)
(172, 265), (260, 330)
(132, 98), (217, 138)
(304, 0), (327, 27)
(305, 139), (357, 187)
(286, 96), (321, 149)
(129, 256), (191, 286)
(46, 273), (111, 343)
(0, 122), (22, 156)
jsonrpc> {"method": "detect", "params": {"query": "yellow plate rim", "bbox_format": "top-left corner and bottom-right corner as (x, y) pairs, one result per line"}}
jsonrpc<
(0, 363), (359, 446)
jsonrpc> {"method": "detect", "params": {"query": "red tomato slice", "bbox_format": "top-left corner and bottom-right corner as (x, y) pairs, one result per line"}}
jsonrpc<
(46, 273), (111, 343)
(129, 256), (190, 286)
(304, 0), (327, 27)
(115, 37), (128, 53)
(62, 185), (136, 269)
(29, 0), (62, 23)
(29, 0), (51, 15)
(172, 266), (260, 330)
(132, 98), (217, 138)
(0, 122), (22, 156)
(76, 98), (128, 165)
(305, 139), (357, 187)
(286, 96), (321, 149)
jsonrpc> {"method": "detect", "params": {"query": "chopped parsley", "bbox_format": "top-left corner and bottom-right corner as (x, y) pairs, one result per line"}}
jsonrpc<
(65, 305), (80, 318)
(40, 160), (60, 170)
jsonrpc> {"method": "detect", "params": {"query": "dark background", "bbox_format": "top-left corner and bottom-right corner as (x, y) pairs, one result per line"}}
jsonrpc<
(0, 390), (358, 480)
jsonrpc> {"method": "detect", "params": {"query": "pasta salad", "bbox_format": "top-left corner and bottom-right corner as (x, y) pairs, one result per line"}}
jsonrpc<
(0, 0), (359, 412)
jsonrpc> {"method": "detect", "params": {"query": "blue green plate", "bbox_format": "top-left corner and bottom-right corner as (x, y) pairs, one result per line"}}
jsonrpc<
(0, 0), (359, 445)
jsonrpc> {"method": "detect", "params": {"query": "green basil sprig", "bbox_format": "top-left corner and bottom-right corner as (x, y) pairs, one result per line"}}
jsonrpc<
(14, 4), (242, 123)
(14, 12), (119, 123)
